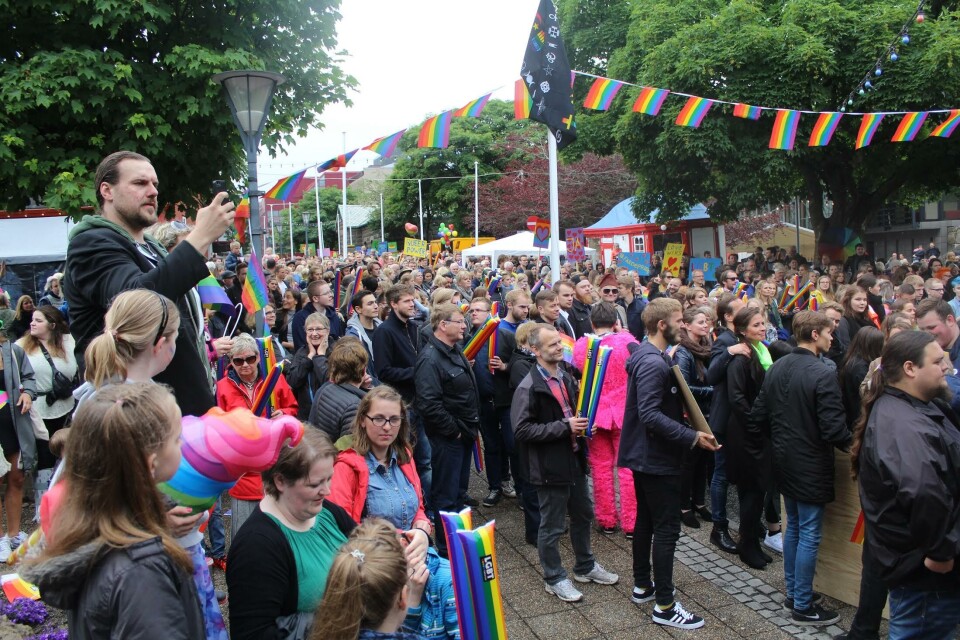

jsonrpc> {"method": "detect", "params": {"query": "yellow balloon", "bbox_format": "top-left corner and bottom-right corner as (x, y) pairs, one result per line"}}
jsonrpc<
(452, 231), (458, 237)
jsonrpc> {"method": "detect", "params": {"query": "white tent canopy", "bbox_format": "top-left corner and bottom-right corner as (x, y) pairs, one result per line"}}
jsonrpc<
(460, 231), (595, 266)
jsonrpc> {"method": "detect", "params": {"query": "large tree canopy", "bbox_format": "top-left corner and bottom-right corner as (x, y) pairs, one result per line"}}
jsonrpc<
(563, 0), (960, 236)
(0, 0), (354, 217)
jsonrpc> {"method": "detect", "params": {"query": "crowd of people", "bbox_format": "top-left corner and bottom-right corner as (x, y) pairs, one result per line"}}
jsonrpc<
(2, 150), (959, 639)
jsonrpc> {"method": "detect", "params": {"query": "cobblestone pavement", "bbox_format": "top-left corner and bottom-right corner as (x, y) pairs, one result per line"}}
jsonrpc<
(468, 469), (884, 640)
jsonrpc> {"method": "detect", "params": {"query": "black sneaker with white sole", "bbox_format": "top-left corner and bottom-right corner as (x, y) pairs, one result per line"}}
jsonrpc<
(631, 585), (675, 605)
(783, 591), (824, 611)
(652, 601), (704, 629)
(792, 604), (840, 626)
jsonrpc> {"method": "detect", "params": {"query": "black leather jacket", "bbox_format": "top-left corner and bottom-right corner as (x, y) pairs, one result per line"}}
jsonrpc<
(414, 334), (480, 440)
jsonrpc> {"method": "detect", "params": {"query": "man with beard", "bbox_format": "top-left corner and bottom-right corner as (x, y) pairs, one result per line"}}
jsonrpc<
(65, 150), (234, 416)
(619, 297), (718, 629)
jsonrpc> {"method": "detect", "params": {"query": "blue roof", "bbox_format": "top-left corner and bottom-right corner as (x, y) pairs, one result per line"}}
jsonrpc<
(586, 197), (710, 230)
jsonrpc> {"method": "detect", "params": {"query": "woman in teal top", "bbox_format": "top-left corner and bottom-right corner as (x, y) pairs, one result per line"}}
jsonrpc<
(227, 429), (430, 640)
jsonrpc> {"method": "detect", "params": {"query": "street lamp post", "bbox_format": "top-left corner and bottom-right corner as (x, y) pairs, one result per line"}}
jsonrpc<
(213, 69), (284, 334)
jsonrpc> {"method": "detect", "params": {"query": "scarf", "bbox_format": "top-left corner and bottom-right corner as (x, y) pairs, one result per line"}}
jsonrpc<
(751, 340), (773, 371)
(679, 329), (712, 376)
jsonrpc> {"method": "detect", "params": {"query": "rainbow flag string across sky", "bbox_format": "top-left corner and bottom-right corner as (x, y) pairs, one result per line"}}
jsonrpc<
(364, 130), (406, 158)
(675, 97), (713, 128)
(856, 113), (885, 149)
(264, 168), (306, 201)
(454, 93), (491, 117)
(583, 78), (624, 111)
(514, 79), (532, 120)
(769, 109), (801, 150)
(733, 103), (762, 120)
(809, 112), (843, 147)
(417, 111), (453, 148)
(633, 87), (670, 116)
(891, 111), (928, 142)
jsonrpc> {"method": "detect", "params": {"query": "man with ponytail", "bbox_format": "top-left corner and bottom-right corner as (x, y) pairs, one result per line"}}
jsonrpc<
(852, 331), (960, 639)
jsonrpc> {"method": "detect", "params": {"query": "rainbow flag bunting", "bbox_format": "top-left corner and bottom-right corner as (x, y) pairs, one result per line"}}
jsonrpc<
(891, 112), (928, 142)
(454, 93), (491, 118)
(418, 111), (453, 148)
(198, 273), (236, 315)
(316, 149), (357, 172)
(856, 113), (885, 150)
(633, 87), (670, 116)
(0, 391), (7, 411)
(583, 78), (624, 111)
(455, 521), (508, 640)
(514, 79), (532, 120)
(240, 246), (269, 314)
(364, 130), (405, 158)
(769, 109), (801, 150)
(675, 97), (713, 128)
(808, 112), (843, 147)
(257, 337), (282, 415)
(931, 110), (960, 138)
(264, 169), (307, 201)
(733, 103), (762, 120)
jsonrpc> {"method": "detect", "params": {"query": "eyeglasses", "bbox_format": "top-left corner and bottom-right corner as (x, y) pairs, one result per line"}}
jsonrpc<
(725, 276), (737, 281)
(601, 288), (618, 295)
(442, 318), (466, 325)
(306, 328), (328, 334)
(366, 414), (403, 428)
(231, 355), (258, 366)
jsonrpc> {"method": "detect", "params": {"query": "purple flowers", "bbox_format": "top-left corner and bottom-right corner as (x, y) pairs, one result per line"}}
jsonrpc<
(2, 598), (48, 626)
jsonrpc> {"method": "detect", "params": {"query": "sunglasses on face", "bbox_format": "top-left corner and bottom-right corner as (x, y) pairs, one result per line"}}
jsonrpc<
(601, 288), (618, 295)
(232, 355), (258, 366)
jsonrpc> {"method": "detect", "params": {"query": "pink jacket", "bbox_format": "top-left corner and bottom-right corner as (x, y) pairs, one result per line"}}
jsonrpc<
(573, 331), (639, 431)
(329, 448), (430, 528)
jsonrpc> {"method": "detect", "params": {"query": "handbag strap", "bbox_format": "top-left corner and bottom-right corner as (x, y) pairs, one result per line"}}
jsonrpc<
(37, 343), (61, 374)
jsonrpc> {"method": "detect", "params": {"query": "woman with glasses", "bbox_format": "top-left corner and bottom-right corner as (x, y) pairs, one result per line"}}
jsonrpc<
(286, 313), (330, 421)
(217, 333), (298, 538)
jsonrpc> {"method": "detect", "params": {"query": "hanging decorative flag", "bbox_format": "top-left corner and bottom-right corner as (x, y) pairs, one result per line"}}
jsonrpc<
(418, 111), (453, 148)
(769, 109), (801, 150)
(856, 113), (885, 149)
(521, 0), (577, 149)
(733, 103), (762, 120)
(808, 112), (843, 147)
(264, 169), (307, 201)
(241, 246), (270, 314)
(633, 87), (670, 116)
(931, 110), (960, 138)
(891, 112), (928, 142)
(514, 78), (532, 120)
(364, 130), (406, 158)
(453, 93), (491, 118)
(583, 78), (624, 111)
(316, 149), (357, 172)
(675, 97), (713, 128)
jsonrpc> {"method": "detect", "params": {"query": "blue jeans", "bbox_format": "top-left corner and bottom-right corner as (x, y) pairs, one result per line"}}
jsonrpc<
(409, 408), (432, 513)
(207, 496), (226, 559)
(710, 434), (729, 527)
(888, 587), (960, 640)
(536, 470), (595, 585)
(429, 434), (473, 556)
(783, 497), (825, 611)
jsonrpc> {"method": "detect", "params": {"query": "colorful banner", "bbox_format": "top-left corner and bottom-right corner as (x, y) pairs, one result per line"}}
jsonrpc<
(931, 110), (960, 138)
(240, 246), (269, 314)
(662, 242), (686, 275)
(564, 227), (586, 262)
(809, 112), (843, 147)
(388, 242), (398, 252)
(688, 258), (722, 281)
(455, 521), (508, 640)
(856, 113), (885, 150)
(418, 111), (453, 148)
(891, 111), (928, 142)
(617, 252), (651, 276)
(633, 87), (670, 116)
(533, 219), (550, 249)
(364, 130), (405, 158)
(514, 78), (532, 120)
(454, 93), (492, 118)
(264, 169), (306, 201)
(769, 109), (801, 150)
(583, 78), (624, 111)
(675, 97), (713, 128)
(733, 103), (762, 120)
(403, 238), (429, 258)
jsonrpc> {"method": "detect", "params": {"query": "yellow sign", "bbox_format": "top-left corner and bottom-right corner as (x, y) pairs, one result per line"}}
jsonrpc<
(403, 237), (429, 258)
(662, 242), (686, 276)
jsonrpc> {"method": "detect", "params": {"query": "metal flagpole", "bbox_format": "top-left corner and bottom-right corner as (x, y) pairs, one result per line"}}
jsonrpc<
(474, 161), (480, 246)
(288, 202), (294, 257)
(547, 132), (561, 284)
(418, 179), (424, 240)
(315, 172), (324, 258)
(342, 132), (349, 256)
(269, 204), (275, 252)
(380, 192), (385, 243)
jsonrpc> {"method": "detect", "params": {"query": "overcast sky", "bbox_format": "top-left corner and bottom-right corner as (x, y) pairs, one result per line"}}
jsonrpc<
(256, 0), (542, 187)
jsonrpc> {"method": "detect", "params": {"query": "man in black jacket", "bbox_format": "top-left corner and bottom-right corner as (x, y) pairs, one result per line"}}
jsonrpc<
(415, 303), (480, 556)
(750, 311), (850, 626)
(855, 331), (960, 639)
(513, 325), (619, 603)
(65, 150), (234, 417)
(617, 275), (646, 341)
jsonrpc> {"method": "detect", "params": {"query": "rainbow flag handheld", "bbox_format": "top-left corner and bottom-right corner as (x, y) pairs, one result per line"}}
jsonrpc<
(264, 169), (307, 201)
(808, 112), (843, 147)
(675, 97), (713, 128)
(455, 521), (508, 640)
(733, 103), (762, 120)
(633, 87), (670, 116)
(808, 294), (821, 311)
(364, 130), (406, 158)
(198, 273), (236, 315)
(0, 574), (40, 601)
(490, 301), (499, 317)
(514, 79), (532, 120)
(931, 110), (960, 138)
(257, 337), (282, 414)
(241, 247), (270, 314)
(783, 282), (813, 312)
(454, 93), (491, 118)
(850, 510), (865, 545)
(346, 273), (364, 317)
(472, 438), (484, 472)
(585, 346), (613, 437)
(769, 110), (801, 150)
(418, 111), (453, 148)
(583, 78), (624, 111)
(560, 333), (575, 364)
(251, 360), (285, 418)
(488, 328), (499, 373)
(856, 113), (884, 150)
(575, 335), (601, 415)
(891, 112), (928, 142)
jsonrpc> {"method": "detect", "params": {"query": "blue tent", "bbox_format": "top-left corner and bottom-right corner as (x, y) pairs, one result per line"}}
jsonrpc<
(587, 197), (709, 230)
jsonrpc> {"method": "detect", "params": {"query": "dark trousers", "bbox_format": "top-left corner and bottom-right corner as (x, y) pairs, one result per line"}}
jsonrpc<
(710, 433), (729, 528)
(478, 400), (503, 491)
(429, 433), (473, 556)
(680, 448), (710, 510)
(737, 485), (765, 541)
(536, 471), (595, 585)
(632, 471), (682, 606)
(497, 406), (540, 540)
(848, 531), (888, 639)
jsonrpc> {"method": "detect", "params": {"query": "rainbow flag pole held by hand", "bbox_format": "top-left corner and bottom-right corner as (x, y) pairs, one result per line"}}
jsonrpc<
(241, 246), (269, 314)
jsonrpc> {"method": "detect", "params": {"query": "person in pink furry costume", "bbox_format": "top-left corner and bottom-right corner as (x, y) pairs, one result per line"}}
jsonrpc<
(572, 300), (639, 536)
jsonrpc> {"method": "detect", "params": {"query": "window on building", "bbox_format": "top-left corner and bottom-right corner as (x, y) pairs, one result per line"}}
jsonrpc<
(632, 235), (645, 252)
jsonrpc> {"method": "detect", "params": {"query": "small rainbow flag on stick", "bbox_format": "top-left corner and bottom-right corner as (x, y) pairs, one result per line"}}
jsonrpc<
(560, 333), (575, 364)
(850, 510), (865, 545)
(931, 110), (960, 138)
(251, 360), (285, 418)
(675, 97), (713, 128)
(733, 103), (762, 120)
(633, 87), (670, 116)
(472, 438), (484, 472)
(264, 169), (307, 201)
(418, 111), (453, 149)
(514, 79), (532, 120)
(241, 247), (270, 314)
(346, 273), (364, 317)
(769, 109), (801, 150)
(198, 273), (236, 315)
(891, 112), (928, 142)
(364, 130), (406, 158)
(856, 113), (885, 150)
(488, 327), (499, 373)
(583, 78), (624, 111)
(809, 112), (843, 147)
(454, 94), (491, 118)
(258, 337), (282, 413)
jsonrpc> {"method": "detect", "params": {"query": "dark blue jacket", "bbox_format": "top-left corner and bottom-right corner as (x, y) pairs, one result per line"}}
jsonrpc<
(623, 296), (647, 342)
(706, 328), (738, 435)
(618, 341), (699, 475)
(372, 311), (422, 405)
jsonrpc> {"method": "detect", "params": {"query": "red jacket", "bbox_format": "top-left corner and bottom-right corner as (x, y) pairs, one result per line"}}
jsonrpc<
(328, 447), (430, 529)
(216, 371), (298, 500)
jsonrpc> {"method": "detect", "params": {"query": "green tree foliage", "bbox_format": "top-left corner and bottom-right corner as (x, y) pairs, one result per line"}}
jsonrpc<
(0, 0), (354, 217)
(562, 0), (960, 236)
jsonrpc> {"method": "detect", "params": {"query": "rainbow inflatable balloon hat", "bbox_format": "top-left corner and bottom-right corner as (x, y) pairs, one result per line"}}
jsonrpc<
(158, 408), (304, 513)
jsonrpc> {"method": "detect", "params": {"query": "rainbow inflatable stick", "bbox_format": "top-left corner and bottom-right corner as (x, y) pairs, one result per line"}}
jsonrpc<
(441, 509), (478, 640)
(158, 408), (304, 513)
(456, 521), (508, 640)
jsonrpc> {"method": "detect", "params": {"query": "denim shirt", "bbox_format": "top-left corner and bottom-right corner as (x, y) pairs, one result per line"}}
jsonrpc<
(365, 451), (420, 531)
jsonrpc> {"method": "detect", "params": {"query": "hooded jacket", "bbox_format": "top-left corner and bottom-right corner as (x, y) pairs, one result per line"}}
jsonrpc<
(1, 341), (38, 470)
(345, 312), (381, 385)
(23, 538), (204, 640)
(63, 216), (213, 417)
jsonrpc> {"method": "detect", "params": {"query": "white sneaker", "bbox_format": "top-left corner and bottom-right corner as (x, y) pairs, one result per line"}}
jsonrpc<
(0, 536), (12, 563)
(501, 479), (517, 499)
(545, 578), (583, 602)
(763, 531), (784, 555)
(9, 531), (28, 550)
(574, 562), (619, 585)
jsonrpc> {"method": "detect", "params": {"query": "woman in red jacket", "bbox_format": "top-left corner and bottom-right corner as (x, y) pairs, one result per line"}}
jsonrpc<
(216, 333), (297, 539)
